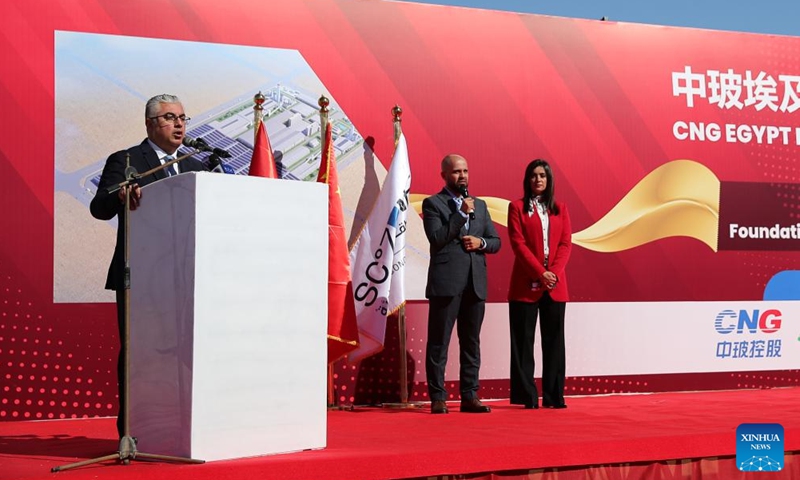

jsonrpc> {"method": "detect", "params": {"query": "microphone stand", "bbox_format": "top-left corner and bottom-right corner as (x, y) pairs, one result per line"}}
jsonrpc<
(52, 150), (204, 472)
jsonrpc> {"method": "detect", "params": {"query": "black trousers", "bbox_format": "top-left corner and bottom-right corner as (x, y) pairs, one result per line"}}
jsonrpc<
(425, 278), (485, 402)
(508, 293), (566, 407)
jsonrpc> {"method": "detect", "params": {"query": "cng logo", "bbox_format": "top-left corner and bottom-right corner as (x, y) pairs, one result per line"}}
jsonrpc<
(715, 309), (782, 334)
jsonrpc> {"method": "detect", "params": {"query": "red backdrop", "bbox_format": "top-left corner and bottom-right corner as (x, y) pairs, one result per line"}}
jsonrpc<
(1, 0), (799, 417)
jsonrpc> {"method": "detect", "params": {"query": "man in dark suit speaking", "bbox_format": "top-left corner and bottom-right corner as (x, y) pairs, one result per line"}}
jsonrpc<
(90, 94), (207, 437)
(422, 154), (501, 414)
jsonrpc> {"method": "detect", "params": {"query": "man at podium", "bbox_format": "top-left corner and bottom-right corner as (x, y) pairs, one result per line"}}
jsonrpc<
(89, 94), (207, 438)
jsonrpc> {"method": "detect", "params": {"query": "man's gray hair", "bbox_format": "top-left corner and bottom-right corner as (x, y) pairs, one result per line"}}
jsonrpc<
(145, 94), (182, 118)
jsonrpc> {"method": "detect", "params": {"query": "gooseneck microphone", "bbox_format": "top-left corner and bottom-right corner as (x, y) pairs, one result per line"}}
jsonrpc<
(458, 185), (475, 220)
(182, 136), (232, 158)
(208, 153), (235, 174)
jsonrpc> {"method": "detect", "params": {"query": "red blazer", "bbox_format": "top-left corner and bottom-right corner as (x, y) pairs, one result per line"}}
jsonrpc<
(507, 198), (572, 303)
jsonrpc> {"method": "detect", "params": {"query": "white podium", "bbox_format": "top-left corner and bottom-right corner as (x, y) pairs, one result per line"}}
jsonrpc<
(127, 172), (328, 461)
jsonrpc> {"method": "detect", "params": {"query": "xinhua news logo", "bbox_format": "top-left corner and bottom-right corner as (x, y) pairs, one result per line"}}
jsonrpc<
(737, 423), (783, 472)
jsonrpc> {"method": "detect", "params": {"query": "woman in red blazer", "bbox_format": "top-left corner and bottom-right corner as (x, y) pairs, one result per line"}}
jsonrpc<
(507, 159), (572, 409)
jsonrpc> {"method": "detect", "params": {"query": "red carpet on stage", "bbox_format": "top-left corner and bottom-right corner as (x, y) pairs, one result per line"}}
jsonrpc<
(1, 388), (798, 480)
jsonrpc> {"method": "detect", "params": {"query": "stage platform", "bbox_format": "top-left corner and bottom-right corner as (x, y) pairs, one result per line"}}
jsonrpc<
(1, 388), (798, 480)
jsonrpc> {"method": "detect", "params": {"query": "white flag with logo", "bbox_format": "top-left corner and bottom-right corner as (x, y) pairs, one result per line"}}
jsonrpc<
(348, 133), (411, 363)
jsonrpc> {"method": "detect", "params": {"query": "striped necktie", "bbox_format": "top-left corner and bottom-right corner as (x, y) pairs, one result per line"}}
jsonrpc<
(164, 155), (177, 177)
(455, 197), (469, 231)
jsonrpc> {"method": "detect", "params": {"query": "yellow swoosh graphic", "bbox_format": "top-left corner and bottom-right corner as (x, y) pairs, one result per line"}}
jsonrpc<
(572, 159), (720, 252)
(410, 159), (720, 253)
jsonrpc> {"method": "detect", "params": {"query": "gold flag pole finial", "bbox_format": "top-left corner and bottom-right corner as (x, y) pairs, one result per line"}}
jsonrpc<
(319, 95), (330, 137)
(319, 95), (330, 160)
(392, 104), (403, 143)
(253, 91), (266, 143)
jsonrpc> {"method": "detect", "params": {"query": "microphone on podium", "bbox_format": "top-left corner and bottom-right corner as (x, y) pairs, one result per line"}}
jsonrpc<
(208, 153), (235, 174)
(458, 185), (475, 220)
(182, 136), (232, 158)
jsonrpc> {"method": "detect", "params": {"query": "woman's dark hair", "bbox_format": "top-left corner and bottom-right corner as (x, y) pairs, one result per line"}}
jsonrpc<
(523, 159), (559, 215)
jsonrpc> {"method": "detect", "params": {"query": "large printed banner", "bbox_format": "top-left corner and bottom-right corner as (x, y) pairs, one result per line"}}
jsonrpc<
(1, 0), (799, 417)
(406, 301), (798, 381)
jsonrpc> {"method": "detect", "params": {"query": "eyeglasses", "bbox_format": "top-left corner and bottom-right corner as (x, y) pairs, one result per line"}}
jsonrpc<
(149, 113), (191, 124)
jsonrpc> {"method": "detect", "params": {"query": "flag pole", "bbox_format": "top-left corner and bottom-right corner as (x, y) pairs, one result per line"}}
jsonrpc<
(318, 95), (336, 408)
(383, 105), (420, 410)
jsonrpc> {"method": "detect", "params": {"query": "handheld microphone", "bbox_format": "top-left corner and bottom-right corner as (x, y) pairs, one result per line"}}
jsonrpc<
(458, 185), (475, 220)
(182, 136), (232, 158)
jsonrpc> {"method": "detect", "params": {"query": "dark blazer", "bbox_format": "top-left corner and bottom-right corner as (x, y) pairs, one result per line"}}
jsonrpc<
(90, 139), (207, 290)
(422, 188), (501, 299)
(507, 198), (572, 303)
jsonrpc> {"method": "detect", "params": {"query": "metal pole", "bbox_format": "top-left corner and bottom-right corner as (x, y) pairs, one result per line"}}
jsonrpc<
(318, 95), (335, 408)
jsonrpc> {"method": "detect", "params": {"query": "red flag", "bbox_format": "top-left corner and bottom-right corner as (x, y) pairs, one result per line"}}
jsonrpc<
(317, 123), (359, 363)
(249, 120), (278, 178)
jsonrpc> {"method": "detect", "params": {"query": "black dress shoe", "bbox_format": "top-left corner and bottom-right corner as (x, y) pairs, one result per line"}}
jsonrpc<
(543, 403), (567, 409)
(460, 398), (491, 413)
(431, 400), (449, 414)
(524, 403), (539, 409)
